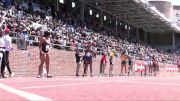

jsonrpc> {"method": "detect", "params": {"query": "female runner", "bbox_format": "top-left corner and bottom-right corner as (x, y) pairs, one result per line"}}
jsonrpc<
(37, 31), (52, 78)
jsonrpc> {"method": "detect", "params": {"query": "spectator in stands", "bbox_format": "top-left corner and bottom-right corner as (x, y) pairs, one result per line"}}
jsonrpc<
(75, 49), (82, 77)
(3, 27), (14, 77)
(38, 31), (52, 78)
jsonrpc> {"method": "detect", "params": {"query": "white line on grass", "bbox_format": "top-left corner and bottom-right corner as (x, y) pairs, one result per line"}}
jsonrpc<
(0, 83), (52, 101)
(22, 81), (112, 89)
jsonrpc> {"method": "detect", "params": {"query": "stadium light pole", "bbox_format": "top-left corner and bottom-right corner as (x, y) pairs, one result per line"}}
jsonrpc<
(54, 0), (59, 12)
(150, 33), (154, 46)
(127, 24), (130, 39)
(100, 9), (103, 27)
(144, 31), (148, 46)
(172, 32), (176, 50)
(80, 0), (85, 22)
(115, 17), (118, 33)
(136, 28), (139, 42)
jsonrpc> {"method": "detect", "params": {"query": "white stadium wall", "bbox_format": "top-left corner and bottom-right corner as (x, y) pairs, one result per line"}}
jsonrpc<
(171, 6), (180, 26)
(148, 0), (173, 19)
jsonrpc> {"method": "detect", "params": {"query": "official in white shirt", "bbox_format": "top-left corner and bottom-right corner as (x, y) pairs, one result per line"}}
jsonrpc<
(3, 28), (14, 77)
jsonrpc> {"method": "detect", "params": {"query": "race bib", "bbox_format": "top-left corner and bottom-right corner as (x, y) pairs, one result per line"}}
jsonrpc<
(46, 45), (50, 51)
(86, 52), (91, 57)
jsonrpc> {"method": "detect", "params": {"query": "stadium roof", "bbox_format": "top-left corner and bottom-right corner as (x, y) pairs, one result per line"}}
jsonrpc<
(86, 0), (179, 33)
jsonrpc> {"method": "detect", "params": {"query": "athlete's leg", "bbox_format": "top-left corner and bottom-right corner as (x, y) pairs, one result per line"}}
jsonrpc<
(38, 52), (45, 77)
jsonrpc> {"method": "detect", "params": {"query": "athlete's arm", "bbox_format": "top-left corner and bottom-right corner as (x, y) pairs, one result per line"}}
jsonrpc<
(39, 38), (45, 51)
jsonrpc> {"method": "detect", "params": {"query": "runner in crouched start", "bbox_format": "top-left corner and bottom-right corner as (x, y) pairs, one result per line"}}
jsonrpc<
(37, 31), (53, 78)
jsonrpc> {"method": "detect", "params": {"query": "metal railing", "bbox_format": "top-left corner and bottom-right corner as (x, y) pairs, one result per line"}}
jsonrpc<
(10, 34), (176, 65)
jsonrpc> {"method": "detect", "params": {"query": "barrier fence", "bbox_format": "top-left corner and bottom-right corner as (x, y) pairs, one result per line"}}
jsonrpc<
(134, 61), (178, 73)
(6, 34), (179, 77)
(8, 44), (180, 77)
(11, 34), (175, 64)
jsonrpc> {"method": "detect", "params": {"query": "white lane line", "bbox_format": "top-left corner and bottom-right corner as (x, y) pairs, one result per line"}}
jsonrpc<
(22, 81), (112, 89)
(3, 76), (180, 83)
(4, 78), (106, 83)
(115, 80), (180, 86)
(22, 80), (180, 90)
(146, 76), (180, 80)
(0, 83), (52, 101)
(115, 76), (180, 81)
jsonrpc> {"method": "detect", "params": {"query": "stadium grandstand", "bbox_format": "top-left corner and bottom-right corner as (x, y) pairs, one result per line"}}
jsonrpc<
(0, 0), (179, 79)
(0, 0), (180, 100)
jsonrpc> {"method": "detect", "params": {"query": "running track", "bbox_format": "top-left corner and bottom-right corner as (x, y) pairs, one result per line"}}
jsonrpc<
(1, 76), (180, 101)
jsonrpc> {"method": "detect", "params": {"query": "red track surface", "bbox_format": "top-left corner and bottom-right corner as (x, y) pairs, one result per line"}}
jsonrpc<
(1, 76), (180, 101)
(0, 87), (27, 101)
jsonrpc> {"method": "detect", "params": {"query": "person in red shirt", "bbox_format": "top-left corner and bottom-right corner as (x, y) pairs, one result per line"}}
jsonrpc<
(99, 52), (107, 76)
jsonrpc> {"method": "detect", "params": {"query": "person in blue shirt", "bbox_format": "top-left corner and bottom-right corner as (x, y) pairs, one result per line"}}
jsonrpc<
(82, 46), (96, 77)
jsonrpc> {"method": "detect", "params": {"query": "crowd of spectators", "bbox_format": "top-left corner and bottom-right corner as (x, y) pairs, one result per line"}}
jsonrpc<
(0, 10), (4, 24)
(0, 0), (179, 64)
